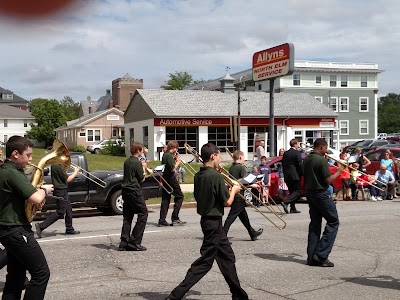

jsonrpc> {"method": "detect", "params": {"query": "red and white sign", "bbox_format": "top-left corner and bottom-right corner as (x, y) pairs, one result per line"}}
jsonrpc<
(154, 118), (230, 127)
(252, 43), (294, 81)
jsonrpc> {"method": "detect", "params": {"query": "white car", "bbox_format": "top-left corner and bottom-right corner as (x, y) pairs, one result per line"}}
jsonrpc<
(86, 139), (125, 154)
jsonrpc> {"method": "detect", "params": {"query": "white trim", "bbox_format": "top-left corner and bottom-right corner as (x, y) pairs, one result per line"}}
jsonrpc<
(359, 97), (369, 112)
(339, 97), (349, 112)
(315, 74), (322, 85)
(330, 75), (337, 87)
(86, 129), (102, 142)
(374, 94), (378, 138)
(359, 119), (369, 135)
(339, 120), (349, 135)
(361, 75), (368, 87)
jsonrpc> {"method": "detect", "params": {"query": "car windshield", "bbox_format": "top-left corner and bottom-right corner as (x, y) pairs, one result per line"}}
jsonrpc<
(100, 140), (109, 145)
(356, 140), (374, 146)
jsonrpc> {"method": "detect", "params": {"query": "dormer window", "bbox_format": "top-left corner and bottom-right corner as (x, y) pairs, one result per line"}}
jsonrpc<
(1, 93), (13, 100)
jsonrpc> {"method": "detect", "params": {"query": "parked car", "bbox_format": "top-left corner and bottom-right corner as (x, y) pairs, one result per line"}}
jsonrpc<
(363, 148), (400, 175)
(29, 152), (161, 215)
(86, 139), (125, 154)
(376, 133), (387, 140)
(344, 139), (398, 154)
(0, 141), (4, 147)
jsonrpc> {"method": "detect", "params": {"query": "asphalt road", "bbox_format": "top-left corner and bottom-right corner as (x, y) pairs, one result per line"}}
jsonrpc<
(1, 199), (400, 300)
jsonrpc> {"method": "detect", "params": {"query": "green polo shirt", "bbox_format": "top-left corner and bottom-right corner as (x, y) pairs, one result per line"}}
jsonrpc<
(51, 163), (69, 189)
(194, 167), (230, 217)
(303, 151), (331, 191)
(121, 156), (144, 191)
(0, 160), (37, 225)
(162, 151), (175, 178)
(229, 162), (246, 179)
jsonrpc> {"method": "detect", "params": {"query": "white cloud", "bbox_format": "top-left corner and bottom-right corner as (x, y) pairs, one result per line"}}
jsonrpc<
(0, 0), (399, 101)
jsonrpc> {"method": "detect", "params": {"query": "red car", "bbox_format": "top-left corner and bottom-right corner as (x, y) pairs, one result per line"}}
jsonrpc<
(245, 156), (342, 202)
(363, 147), (400, 175)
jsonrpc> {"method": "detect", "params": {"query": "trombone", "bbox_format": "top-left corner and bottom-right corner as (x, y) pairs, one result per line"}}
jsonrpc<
(140, 158), (174, 194)
(184, 143), (287, 230)
(70, 163), (107, 188)
(173, 152), (197, 177)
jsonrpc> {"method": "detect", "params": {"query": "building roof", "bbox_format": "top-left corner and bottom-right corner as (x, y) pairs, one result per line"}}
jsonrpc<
(95, 90), (112, 112)
(0, 104), (34, 118)
(56, 107), (124, 130)
(133, 89), (337, 118)
(0, 87), (29, 104)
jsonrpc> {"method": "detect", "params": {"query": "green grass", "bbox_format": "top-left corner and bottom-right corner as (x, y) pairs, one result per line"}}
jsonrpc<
(147, 192), (195, 204)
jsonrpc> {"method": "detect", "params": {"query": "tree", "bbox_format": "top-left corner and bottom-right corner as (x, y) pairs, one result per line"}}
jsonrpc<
(61, 96), (79, 120)
(27, 98), (68, 147)
(378, 93), (400, 133)
(161, 71), (195, 90)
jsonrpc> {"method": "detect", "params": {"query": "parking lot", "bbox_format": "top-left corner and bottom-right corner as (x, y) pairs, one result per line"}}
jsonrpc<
(1, 199), (399, 299)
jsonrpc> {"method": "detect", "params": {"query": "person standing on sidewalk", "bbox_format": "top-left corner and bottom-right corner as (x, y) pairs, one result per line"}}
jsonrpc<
(35, 163), (81, 238)
(303, 138), (343, 267)
(158, 140), (186, 227)
(166, 143), (249, 300)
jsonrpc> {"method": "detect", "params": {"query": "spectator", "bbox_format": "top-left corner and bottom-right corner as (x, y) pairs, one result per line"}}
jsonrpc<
(381, 150), (394, 176)
(255, 141), (265, 160)
(175, 164), (186, 183)
(276, 148), (289, 202)
(369, 164), (396, 201)
(258, 156), (271, 204)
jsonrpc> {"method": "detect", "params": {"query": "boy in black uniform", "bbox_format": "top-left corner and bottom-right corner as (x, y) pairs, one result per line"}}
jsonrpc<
(223, 150), (263, 241)
(35, 163), (80, 237)
(118, 142), (148, 251)
(158, 140), (185, 227)
(0, 135), (53, 299)
(166, 143), (249, 300)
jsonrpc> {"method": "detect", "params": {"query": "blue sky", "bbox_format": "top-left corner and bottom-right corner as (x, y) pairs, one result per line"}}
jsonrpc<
(0, 0), (399, 101)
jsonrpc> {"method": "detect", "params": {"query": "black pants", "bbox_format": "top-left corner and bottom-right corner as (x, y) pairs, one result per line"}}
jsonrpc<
(306, 190), (339, 262)
(284, 180), (301, 209)
(159, 176), (184, 222)
(120, 189), (148, 246)
(0, 225), (50, 300)
(38, 189), (74, 232)
(223, 197), (257, 239)
(168, 217), (248, 300)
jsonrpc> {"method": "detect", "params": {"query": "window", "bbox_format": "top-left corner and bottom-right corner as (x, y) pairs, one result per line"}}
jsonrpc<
(247, 126), (269, 153)
(4, 135), (8, 142)
(339, 120), (349, 135)
(3, 120), (7, 128)
(107, 115), (119, 121)
(24, 120), (27, 127)
(339, 97), (349, 112)
(315, 74), (322, 84)
(341, 75), (348, 87)
(293, 74), (300, 86)
(166, 127), (198, 154)
(258, 84), (262, 91)
(79, 132), (86, 137)
(112, 129), (118, 137)
(129, 128), (134, 146)
(87, 129), (101, 142)
(359, 97), (369, 112)
(359, 120), (369, 135)
(329, 97), (338, 112)
(361, 75), (368, 87)
(1, 94), (13, 100)
(143, 126), (148, 148)
(330, 75), (337, 87)
(315, 96), (323, 103)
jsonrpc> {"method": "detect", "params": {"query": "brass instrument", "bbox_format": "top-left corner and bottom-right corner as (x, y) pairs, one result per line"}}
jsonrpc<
(70, 163), (107, 188)
(184, 143), (287, 230)
(27, 140), (70, 222)
(140, 157), (173, 194)
(173, 152), (197, 177)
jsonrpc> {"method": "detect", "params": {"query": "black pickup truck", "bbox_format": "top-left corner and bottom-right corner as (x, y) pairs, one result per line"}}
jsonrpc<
(39, 152), (162, 215)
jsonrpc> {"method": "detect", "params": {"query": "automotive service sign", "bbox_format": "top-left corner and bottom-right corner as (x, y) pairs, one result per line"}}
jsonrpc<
(252, 43), (294, 81)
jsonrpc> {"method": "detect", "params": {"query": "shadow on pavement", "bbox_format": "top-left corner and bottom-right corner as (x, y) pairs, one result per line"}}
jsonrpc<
(133, 290), (204, 300)
(253, 252), (307, 265)
(340, 275), (400, 291)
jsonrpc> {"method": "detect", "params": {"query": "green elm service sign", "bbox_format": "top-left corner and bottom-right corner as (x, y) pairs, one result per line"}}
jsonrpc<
(252, 43), (294, 81)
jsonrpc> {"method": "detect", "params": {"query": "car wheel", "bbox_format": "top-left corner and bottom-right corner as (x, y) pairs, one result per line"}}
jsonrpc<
(94, 148), (100, 154)
(110, 190), (123, 215)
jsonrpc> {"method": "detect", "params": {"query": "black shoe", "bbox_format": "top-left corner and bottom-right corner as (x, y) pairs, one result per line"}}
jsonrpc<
(306, 259), (322, 266)
(65, 230), (80, 235)
(290, 209), (301, 213)
(158, 220), (170, 227)
(281, 202), (289, 214)
(23, 276), (29, 290)
(126, 244), (147, 251)
(251, 228), (263, 241)
(313, 255), (334, 267)
(118, 246), (127, 251)
(35, 223), (42, 239)
(171, 219), (186, 225)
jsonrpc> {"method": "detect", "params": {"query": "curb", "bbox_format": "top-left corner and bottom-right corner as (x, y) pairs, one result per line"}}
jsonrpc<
(147, 201), (197, 210)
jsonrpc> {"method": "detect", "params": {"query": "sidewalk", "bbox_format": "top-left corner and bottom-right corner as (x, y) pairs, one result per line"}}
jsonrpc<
(180, 183), (194, 193)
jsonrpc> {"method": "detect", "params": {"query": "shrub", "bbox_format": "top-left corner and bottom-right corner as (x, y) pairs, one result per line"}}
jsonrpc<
(99, 143), (126, 157)
(73, 145), (87, 153)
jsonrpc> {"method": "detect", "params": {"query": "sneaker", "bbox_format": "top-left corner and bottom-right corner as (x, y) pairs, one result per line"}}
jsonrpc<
(377, 196), (383, 201)
(158, 220), (170, 227)
(371, 196), (377, 201)
(171, 219), (186, 225)
(251, 228), (263, 241)
(35, 223), (42, 239)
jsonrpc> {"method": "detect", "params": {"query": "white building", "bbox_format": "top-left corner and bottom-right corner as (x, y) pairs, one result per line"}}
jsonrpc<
(0, 105), (36, 144)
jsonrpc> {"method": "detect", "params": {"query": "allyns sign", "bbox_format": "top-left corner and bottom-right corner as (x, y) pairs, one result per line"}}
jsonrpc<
(252, 43), (294, 81)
